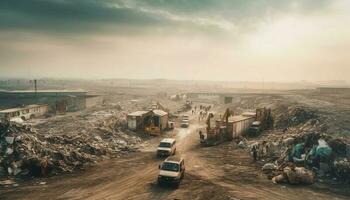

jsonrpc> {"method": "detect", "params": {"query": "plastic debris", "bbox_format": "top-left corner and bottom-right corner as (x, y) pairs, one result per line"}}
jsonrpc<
(0, 116), (142, 178)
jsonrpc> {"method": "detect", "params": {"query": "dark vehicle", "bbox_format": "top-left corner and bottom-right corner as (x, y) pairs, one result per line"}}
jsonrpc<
(249, 121), (261, 136)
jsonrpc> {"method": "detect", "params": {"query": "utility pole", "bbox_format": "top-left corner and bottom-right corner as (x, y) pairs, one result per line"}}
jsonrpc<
(34, 79), (37, 97)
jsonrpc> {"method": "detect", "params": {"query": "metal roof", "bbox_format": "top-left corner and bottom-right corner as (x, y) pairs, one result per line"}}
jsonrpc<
(241, 112), (256, 117)
(0, 104), (48, 113)
(228, 115), (255, 123)
(127, 110), (150, 117)
(153, 109), (167, 116)
(128, 109), (167, 117)
(3, 90), (86, 93)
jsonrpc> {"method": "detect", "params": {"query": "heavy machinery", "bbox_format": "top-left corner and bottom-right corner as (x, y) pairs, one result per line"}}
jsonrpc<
(221, 108), (233, 141)
(202, 108), (232, 146)
(144, 123), (161, 136)
(248, 107), (273, 136)
(144, 115), (161, 136)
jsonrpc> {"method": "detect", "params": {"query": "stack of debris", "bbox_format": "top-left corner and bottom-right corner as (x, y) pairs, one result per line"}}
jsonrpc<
(274, 106), (319, 129)
(261, 129), (350, 182)
(257, 104), (350, 185)
(0, 119), (142, 178)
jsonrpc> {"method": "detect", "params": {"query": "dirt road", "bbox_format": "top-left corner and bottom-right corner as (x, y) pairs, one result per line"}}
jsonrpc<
(1, 113), (349, 200)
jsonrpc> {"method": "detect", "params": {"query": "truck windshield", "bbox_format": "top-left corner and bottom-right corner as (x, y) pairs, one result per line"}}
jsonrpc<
(159, 142), (171, 148)
(161, 162), (179, 172)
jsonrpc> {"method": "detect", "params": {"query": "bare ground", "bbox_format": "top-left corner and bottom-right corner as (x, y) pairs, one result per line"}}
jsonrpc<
(1, 111), (349, 200)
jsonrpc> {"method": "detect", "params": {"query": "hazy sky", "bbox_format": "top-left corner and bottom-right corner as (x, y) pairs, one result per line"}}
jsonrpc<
(0, 0), (349, 81)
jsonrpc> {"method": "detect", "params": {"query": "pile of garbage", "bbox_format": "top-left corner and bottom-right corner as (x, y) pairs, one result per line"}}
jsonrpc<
(258, 130), (350, 185)
(0, 118), (142, 178)
(274, 105), (319, 128)
(271, 165), (315, 185)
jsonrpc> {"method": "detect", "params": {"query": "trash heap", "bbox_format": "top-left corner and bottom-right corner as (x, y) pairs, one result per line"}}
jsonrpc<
(259, 129), (350, 184)
(257, 104), (350, 185)
(0, 118), (142, 179)
(274, 105), (319, 128)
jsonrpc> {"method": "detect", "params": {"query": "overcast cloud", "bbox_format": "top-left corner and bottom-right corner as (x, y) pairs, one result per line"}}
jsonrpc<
(0, 0), (349, 81)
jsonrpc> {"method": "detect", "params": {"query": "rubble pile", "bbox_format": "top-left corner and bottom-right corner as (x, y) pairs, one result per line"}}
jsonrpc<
(259, 128), (350, 182)
(255, 103), (350, 185)
(0, 115), (142, 178)
(274, 105), (319, 128)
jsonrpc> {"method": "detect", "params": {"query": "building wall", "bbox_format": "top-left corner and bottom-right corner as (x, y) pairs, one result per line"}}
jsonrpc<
(0, 105), (49, 121)
(127, 116), (138, 130)
(160, 114), (169, 131)
(86, 95), (103, 108)
(127, 112), (169, 131)
(232, 117), (255, 137)
(65, 97), (85, 112)
(0, 92), (103, 113)
(34, 105), (49, 117)
(127, 115), (149, 131)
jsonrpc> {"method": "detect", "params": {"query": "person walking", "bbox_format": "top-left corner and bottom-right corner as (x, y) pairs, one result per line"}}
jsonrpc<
(252, 145), (258, 161)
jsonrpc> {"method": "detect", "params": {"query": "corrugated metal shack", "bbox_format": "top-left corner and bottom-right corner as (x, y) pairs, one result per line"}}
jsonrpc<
(127, 110), (169, 132)
(152, 109), (169, 131)
(127, 111), (151, 131)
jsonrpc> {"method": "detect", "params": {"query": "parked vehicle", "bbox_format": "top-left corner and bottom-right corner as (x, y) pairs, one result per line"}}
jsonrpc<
(249, 121), (261, 136)
(182, 115), (189, 121)
(181, 115), (190, 128)
(158, 156), (185, 187)
(157, 138), (176, 157)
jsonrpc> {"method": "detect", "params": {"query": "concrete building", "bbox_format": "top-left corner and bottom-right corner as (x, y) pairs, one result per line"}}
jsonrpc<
(0, 90), (103, 113)
(0, 104), (49, 121)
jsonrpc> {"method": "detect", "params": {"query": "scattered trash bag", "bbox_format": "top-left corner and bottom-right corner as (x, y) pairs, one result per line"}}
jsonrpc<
(272, 174), (286, 184)
(333, 158), (350, 182)
(262, 163), (277, 171)
(273, 166), (315, 185)
(316, 139), (332, 160)
(238, 140), (247, 148)
(306, 146), (318, 166)
(292, 143), (304, 159)
(283, 137), (294, 146)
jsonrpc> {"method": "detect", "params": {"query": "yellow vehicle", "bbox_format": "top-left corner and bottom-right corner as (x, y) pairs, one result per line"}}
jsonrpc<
(144, 123), (161, 136)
